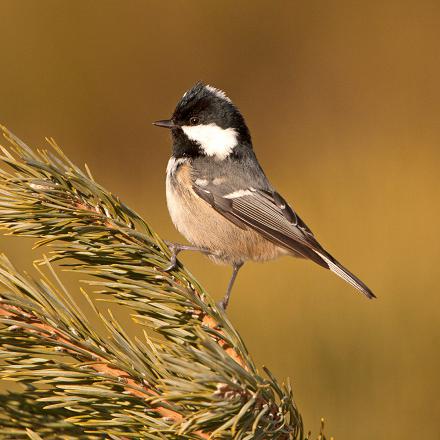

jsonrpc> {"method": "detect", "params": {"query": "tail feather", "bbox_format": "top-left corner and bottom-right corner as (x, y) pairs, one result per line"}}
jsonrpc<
(316, 251), (376, 299)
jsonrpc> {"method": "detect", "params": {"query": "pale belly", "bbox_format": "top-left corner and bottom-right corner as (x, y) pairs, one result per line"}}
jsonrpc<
(166, 169), (289, 265)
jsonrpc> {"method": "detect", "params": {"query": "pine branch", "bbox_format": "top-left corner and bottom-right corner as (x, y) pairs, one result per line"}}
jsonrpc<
(0, 126), (309, 439)
(0, 256), (204, 438)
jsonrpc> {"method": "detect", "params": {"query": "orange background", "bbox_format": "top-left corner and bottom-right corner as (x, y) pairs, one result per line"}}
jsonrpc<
(0, 1), (439, 439)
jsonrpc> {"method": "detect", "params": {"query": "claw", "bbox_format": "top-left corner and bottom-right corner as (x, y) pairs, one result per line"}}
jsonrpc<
(164, 258), (178, 272)
(216, 299), (227, 311)
(163, 242), (178, 272)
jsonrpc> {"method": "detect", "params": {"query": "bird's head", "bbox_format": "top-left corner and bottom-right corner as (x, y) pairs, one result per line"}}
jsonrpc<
(154, 82), (252, 160)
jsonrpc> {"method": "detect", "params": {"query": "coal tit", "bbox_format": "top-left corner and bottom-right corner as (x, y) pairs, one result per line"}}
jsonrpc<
(154, 82), (375, 309)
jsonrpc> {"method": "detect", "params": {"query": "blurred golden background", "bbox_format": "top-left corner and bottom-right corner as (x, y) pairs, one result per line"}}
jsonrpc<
(0, 1), (439, 438)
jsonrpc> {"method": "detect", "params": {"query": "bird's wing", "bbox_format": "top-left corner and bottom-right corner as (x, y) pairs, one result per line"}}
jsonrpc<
(193, 183), (324, 262)
(193, 181), (375, 299)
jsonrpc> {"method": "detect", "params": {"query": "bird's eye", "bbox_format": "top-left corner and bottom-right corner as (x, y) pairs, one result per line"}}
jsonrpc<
(189, 116), (200, 125)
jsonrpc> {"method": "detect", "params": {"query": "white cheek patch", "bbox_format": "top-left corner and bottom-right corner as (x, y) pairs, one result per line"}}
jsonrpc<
(181, 123), (238, 160)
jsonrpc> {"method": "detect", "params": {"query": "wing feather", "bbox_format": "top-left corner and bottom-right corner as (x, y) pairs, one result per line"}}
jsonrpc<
(194, 185), (326, 264)
(193, 182), (375, 299)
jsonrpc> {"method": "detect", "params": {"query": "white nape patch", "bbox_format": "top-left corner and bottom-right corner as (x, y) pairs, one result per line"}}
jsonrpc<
(182, 123), (238, 160)
(205, 85), (232, 103)
(195, 178), (208, 187)
(166, 157), (187, 176)
(224, 189), (253, 199)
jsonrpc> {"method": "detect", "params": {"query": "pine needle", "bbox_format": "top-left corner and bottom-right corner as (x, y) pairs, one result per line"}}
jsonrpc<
(0, 126), (310, 439)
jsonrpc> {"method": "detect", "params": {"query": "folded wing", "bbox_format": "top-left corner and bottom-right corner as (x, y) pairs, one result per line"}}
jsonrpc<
(193, 182), (375, 299)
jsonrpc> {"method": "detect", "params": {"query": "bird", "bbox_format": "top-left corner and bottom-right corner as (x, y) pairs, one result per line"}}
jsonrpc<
(153, 82), (375, 309)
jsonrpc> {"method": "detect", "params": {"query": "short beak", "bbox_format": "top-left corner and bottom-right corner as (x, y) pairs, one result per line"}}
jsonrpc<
(152, 119), (178, 129)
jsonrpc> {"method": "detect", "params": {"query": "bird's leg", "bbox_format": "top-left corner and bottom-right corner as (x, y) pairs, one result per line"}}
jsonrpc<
(163, 240), (214, 272)
(218, 262), (244, 311)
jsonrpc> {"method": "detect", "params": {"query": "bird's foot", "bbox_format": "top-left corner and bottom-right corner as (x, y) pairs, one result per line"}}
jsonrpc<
(216, 262), (244, 312)
(217, 298), (228, 311)
(163, 241), (181, 272)
(163, 241), (214, 272)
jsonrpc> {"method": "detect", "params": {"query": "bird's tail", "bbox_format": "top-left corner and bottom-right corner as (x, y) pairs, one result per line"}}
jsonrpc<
(315, 250), (376, 299)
